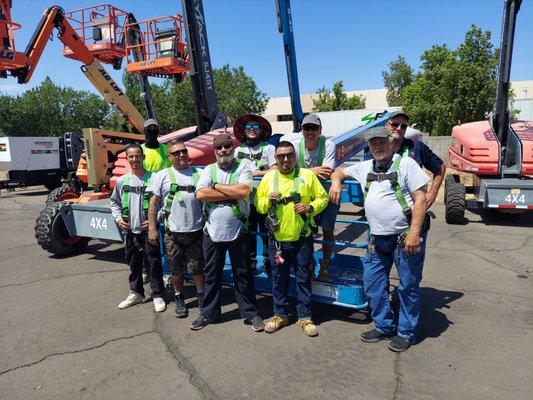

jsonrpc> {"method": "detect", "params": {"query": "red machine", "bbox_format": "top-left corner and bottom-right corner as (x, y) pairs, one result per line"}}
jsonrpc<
(445, 0), (532, 223)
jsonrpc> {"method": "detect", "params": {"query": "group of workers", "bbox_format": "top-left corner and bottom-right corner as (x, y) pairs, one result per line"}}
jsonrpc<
(110, 110), (445, 352)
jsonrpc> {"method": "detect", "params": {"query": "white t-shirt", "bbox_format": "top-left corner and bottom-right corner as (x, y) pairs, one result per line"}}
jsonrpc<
(147, 166), (204, 233)
(343, 155), (429, 235)
(196, 159), (253, 242)
(234, 142), (276, 172)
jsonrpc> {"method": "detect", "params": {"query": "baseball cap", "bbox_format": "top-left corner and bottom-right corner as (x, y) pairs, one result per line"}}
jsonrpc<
(144, 118), (159, 128)
(301, 113), (321, 126)
(388, 111), (409, 121)
(213, 133), (233, 148)
(365, 127), (391, 141)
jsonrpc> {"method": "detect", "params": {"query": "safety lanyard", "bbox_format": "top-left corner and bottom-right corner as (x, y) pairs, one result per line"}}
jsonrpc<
(299, 136), (325, 167)
(121, 172), (152, 221)
(163, 167), (200, 226)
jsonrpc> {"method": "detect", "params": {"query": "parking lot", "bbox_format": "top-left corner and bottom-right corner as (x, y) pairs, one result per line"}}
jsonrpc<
(0, 187), (532, 400)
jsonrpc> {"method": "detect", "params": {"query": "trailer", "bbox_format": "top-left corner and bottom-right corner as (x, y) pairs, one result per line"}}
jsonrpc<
(0, 133), (83, 191)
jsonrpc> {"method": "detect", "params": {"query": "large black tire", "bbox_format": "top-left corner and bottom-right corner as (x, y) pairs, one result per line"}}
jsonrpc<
(45, 185), (81, 205)
(34, 202), (90, 256)
(445, 175), (466, 224)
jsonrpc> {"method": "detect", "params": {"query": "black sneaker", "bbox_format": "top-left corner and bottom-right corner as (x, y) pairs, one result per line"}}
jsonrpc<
(388, 336), (413, 352)
(248, 315), (264, 332)
(197, 292), (204, 309)
(190, 314), (217, 331)
(360, 328), (394, 343)
(174, 294), (188, 318)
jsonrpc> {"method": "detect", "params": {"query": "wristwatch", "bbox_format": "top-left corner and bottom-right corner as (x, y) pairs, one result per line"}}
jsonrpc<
(307, 205), (314, 214)
(209, 181), (216, 189)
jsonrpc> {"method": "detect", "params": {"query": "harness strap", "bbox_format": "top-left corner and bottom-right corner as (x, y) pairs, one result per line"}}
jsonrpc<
(121, 172), (152, 221)
(163, 167), (200, 226)
(236, 142), (266, 169)
(299, 136), (325, 167)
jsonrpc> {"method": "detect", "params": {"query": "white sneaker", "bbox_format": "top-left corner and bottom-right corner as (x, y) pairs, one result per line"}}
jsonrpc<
(118, 292), (144, 309)
(153, 297), (166, 312)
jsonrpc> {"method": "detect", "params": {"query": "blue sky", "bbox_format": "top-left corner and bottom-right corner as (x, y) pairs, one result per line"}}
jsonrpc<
(1, 0), (532, 98)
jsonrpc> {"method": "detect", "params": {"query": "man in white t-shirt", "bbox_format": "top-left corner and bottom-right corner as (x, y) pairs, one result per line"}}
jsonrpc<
(329, 127), (429, 352)
(147, 139), (205, 319)
(233, 114), (277, 275)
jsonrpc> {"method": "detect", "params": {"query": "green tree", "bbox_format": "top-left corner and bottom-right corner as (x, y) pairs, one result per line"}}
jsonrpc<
(398, 25), (501, 136)
(312, 81), (365, 112)
(381, 56), (414, 106)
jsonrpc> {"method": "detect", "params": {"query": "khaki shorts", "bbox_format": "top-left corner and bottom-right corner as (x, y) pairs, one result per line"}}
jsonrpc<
(164, 229), (204, 275)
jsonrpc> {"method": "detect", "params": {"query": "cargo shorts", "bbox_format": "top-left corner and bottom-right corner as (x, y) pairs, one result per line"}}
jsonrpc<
(164, 229), (205, 275)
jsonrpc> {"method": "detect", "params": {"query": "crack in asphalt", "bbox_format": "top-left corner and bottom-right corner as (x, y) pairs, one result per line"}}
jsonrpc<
(153, 314), (220, 400)
(0, 269), (126, 289)
(0, 330), (155, 376)
(0, 242), (38, 253)
(392, 353), (403, 400)
(465, 250), (525, 275)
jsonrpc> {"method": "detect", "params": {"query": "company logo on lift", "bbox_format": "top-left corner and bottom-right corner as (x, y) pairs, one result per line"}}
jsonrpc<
(98, 68), (124, 96)
(194, 0), (213, 91)
(0, 50), (15, 61)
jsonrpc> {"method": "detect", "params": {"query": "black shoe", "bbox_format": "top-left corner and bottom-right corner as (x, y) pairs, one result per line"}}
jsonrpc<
(388, 336), (413, 352)
(174, 294), (188, 318)
(247, 315), (264, 332)
(360, 328), (394, 343)
(197, 292), (204, 309)
(190, 314), (216, 331)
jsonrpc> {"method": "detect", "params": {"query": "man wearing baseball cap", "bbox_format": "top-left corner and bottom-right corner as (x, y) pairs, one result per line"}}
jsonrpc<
(292, 113), (339, 281)
(193, 133), (264, 333)
(329, 127), (430, 352)
(142, 119), (172, 173)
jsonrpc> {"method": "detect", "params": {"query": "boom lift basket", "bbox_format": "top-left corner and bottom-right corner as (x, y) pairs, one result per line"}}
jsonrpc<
(125, 14), (188, 79)
(62, 4), (129, 67)
(0, 0), (27, 71)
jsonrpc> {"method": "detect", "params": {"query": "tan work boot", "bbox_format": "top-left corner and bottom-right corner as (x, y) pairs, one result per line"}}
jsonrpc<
(297, 319), (318, 337)
(318, 258), (330, 281)
(265, 315), (289, 333)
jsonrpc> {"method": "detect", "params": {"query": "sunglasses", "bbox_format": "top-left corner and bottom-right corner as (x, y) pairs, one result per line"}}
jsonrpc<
(245, 123), (260, 130)
(276, 152), (296, 160)
(214, 143), (233, 150)
(302, 124), (319, 131)
(389, 122), (408, 129)
(169, 149), (188, 156)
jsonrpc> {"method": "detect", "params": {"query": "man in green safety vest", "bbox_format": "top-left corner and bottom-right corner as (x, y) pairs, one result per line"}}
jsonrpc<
(292, 113), (339, 281)
(329, 127), (430, 352)
(147, 139), (205, 319)
(110, 143), (166, 313)
(255, 141), (329, 337)
(192, 133), (264, 333)
(141, 119), (172, 173)
(233, 113), (277, 276)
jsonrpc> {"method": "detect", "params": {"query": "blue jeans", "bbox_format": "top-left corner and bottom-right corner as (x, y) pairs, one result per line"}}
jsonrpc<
(268, 235), (314, 319)
(363, 232), (427, 341)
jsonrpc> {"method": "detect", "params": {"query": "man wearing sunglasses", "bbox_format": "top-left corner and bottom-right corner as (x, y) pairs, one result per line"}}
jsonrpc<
(192, 133), (264, 332)
(110, 143), (166, 313)
(365, 111), (445, 207)
(293, 113), (339, 281)
(147, 139), (205, 319)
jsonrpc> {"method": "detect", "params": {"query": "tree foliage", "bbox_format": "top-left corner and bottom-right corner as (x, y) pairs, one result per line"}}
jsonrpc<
(312, 81), (366, 112)
(382, 25), (502, 136)
(0, 77), (110, 137)
(381, 56), (414, 106)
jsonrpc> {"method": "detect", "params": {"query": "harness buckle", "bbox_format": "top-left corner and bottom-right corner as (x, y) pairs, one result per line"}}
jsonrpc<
(186, 185), (196, 193)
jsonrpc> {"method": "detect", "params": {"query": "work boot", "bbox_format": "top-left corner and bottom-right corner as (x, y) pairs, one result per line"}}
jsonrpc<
(297, 319), (318, 337)
(264, 315), (289, 333)
(174, 294), (188, 318)
(318, 258), (330, 281)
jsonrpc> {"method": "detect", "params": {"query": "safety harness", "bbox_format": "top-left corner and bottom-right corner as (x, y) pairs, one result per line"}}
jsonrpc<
(236, 142), (267, 170)
(204, 161), (248, 227)
(299, 136), (325, 167)
(121, 172), (153, 222)
(272, 168), (312, 237)
(162, 167), (200, 227)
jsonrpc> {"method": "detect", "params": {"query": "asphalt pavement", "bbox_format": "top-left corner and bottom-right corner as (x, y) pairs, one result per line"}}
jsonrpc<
(0, 187), (531, 400)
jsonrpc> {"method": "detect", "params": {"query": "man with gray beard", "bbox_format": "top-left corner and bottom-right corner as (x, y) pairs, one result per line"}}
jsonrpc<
(192, 133), (264, 332)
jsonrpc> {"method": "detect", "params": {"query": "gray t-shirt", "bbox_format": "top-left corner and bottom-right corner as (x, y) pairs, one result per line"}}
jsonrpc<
(234, 142), (276, 172)
(147, 166), (204, 233)
(109, 172), (151, 234)
(293, 137), (336, 169)
(344, 155), (429, 235)
(196, 159), (253, 242)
